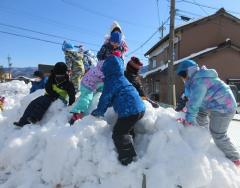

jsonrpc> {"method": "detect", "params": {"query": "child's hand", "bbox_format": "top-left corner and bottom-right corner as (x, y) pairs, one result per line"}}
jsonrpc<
(176, 118), (192, 126)
(91, 109), (103, 117)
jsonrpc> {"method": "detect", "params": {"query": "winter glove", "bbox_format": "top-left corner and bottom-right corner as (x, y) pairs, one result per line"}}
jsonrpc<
(176, 118), (192, 126)
(91, 109), (104, 118)
(146, 98), (160, 108)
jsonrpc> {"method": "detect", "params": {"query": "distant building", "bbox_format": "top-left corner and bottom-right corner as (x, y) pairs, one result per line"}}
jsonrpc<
(38, 64), (54, 76)
(143, 8), (240, 103)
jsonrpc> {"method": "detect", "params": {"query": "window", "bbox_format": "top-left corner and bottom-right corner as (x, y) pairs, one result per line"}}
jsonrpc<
(155, 80), (160, 93)
(152, 59), (157, 68)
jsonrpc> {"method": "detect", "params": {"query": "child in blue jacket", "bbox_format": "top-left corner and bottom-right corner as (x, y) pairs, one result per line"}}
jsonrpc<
(176, 60), (240, 167)
(91, 33), (145, 165)
(30, 70), (48, 93)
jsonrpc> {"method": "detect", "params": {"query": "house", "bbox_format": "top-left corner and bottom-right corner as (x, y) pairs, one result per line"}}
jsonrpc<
(143, 8), (240, 104)
(38, 64), (54, 76)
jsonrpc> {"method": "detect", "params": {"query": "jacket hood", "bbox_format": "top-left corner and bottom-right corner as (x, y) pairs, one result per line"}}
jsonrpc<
(192, 67), (218, 79)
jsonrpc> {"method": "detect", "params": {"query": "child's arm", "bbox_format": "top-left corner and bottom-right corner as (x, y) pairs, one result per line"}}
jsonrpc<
(97, 44), (108, 61)
(186, 81), (207, 124)
(45, 75), (59, 100)
(91, 84), (113, 117)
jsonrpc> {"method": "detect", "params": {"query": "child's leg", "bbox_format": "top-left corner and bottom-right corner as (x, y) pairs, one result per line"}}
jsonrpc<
(209, 111), (240, 161)
(71, 85), (94, 114)
(30, 95), (52, 121)
(196, 109), (209, 127)
(112, 112), (144, 165)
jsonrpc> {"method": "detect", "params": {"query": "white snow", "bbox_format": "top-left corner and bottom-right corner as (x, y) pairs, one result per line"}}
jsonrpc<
(0, 80), (239, 188)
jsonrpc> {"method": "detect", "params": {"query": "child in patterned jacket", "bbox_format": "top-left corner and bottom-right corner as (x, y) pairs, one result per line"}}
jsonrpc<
(62, 41), (85, 93)
(176, 59), (240, 167)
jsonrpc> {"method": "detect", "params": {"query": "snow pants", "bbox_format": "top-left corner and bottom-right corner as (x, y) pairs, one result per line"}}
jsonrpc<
(112, 111), (144, 165)
(197, 110), (240, 161)
(18, 95), (52, 126)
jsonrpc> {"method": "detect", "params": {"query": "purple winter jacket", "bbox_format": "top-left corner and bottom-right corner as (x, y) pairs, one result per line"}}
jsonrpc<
(81, 60), (104, 92)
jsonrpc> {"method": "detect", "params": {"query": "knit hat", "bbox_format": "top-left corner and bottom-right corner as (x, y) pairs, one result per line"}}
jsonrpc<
(110, 21), (122, 33)
(53, 62), (68, 75)
(33, 70), (44, 78)
(127, 56), (143, 71)
(62, 41), (74, 52)
(176, 60), (198, 77)
(110, 31), (122, 45)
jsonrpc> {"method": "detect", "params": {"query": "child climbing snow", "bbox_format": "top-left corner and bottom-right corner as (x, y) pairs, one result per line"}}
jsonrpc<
(68, 31), (124, 125)
(14, 62), (76, 128)
(176, 59), (240, 167)
(97, 21), (128, 61)
(91, 33), (145, 165)
(125, 56), (159, 108)
(62, 41), (85, 93)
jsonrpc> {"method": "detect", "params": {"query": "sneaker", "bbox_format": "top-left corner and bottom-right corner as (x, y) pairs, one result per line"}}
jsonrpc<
(233, 159), (240, 167)
(69, 112), (84, 125)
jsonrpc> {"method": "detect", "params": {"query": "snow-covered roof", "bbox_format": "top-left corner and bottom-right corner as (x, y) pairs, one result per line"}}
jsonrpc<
(142, 46), (217, 78)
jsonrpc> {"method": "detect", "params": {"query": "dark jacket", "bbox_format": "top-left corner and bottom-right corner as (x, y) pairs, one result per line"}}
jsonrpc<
(45, 73), (76, 105)
(92, 55), (145, 118)
(124, 69), (145, 97)
(97, 43), (125, 61)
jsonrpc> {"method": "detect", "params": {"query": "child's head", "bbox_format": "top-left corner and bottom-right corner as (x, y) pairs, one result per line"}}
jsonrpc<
(110, 32), (122, 49)
(53, 62), (68, 83)
(127, 56), (143, 73)
(110, 21), (122, 34)
(176, 60), (198, 80)
(62, 41), (74, 52)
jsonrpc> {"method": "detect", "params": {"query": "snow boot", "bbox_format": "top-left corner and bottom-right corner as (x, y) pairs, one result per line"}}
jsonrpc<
(69, 112), (84, 125)
(113, 135), (137, 166)
(13, 121), (24, 128)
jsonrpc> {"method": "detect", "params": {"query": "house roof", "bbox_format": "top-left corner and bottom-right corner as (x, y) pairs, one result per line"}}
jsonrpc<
(142, 39), (240, 78)
(144, 8), (240, 56)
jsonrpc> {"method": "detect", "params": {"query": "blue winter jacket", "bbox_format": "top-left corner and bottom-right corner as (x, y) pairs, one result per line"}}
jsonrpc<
(30, 77), (48, 93)
(185, 67), (237, 123)
(93, 55), (145, 117)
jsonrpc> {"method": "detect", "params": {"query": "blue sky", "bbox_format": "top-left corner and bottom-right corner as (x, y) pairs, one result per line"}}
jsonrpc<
(0, 0), (240, 67)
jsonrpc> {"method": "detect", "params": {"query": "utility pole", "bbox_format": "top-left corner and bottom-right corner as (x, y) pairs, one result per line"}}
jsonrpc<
(7, 55), (12, 79)
(167, 0), (176, 106)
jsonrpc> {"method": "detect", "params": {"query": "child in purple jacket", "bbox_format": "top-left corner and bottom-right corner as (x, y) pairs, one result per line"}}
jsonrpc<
(69, 60), (104, 125)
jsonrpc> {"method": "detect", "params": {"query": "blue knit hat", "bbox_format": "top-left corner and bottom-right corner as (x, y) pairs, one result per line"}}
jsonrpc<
(176, 60), (197, 75)
(110, 31), (122, 45)
(62, 41), (74, 52)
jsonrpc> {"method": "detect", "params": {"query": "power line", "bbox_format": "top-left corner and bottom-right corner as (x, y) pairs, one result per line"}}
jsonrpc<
(61, 0), (156, 29)
(127, 17), (170, 56)
(0, 22), (100, 47)
(0, 30), (99, 52)
(192, 0), (208, 15)
(180, 0), (240, 15)
(0, 6), (104, 37)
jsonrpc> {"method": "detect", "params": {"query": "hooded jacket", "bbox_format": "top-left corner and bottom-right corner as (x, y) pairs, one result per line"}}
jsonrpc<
(93, 55), (145, 117)
(185, 66), (237, 123)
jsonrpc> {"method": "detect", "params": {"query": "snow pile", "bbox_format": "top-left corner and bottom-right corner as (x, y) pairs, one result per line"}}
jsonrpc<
(0, 81), (239, 188)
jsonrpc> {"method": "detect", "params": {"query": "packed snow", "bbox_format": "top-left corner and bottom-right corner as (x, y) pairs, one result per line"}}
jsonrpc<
(0, 80), (239, 188)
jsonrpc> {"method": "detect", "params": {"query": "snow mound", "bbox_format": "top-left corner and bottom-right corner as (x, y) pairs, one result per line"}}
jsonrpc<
(0, 81), (239, 188)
